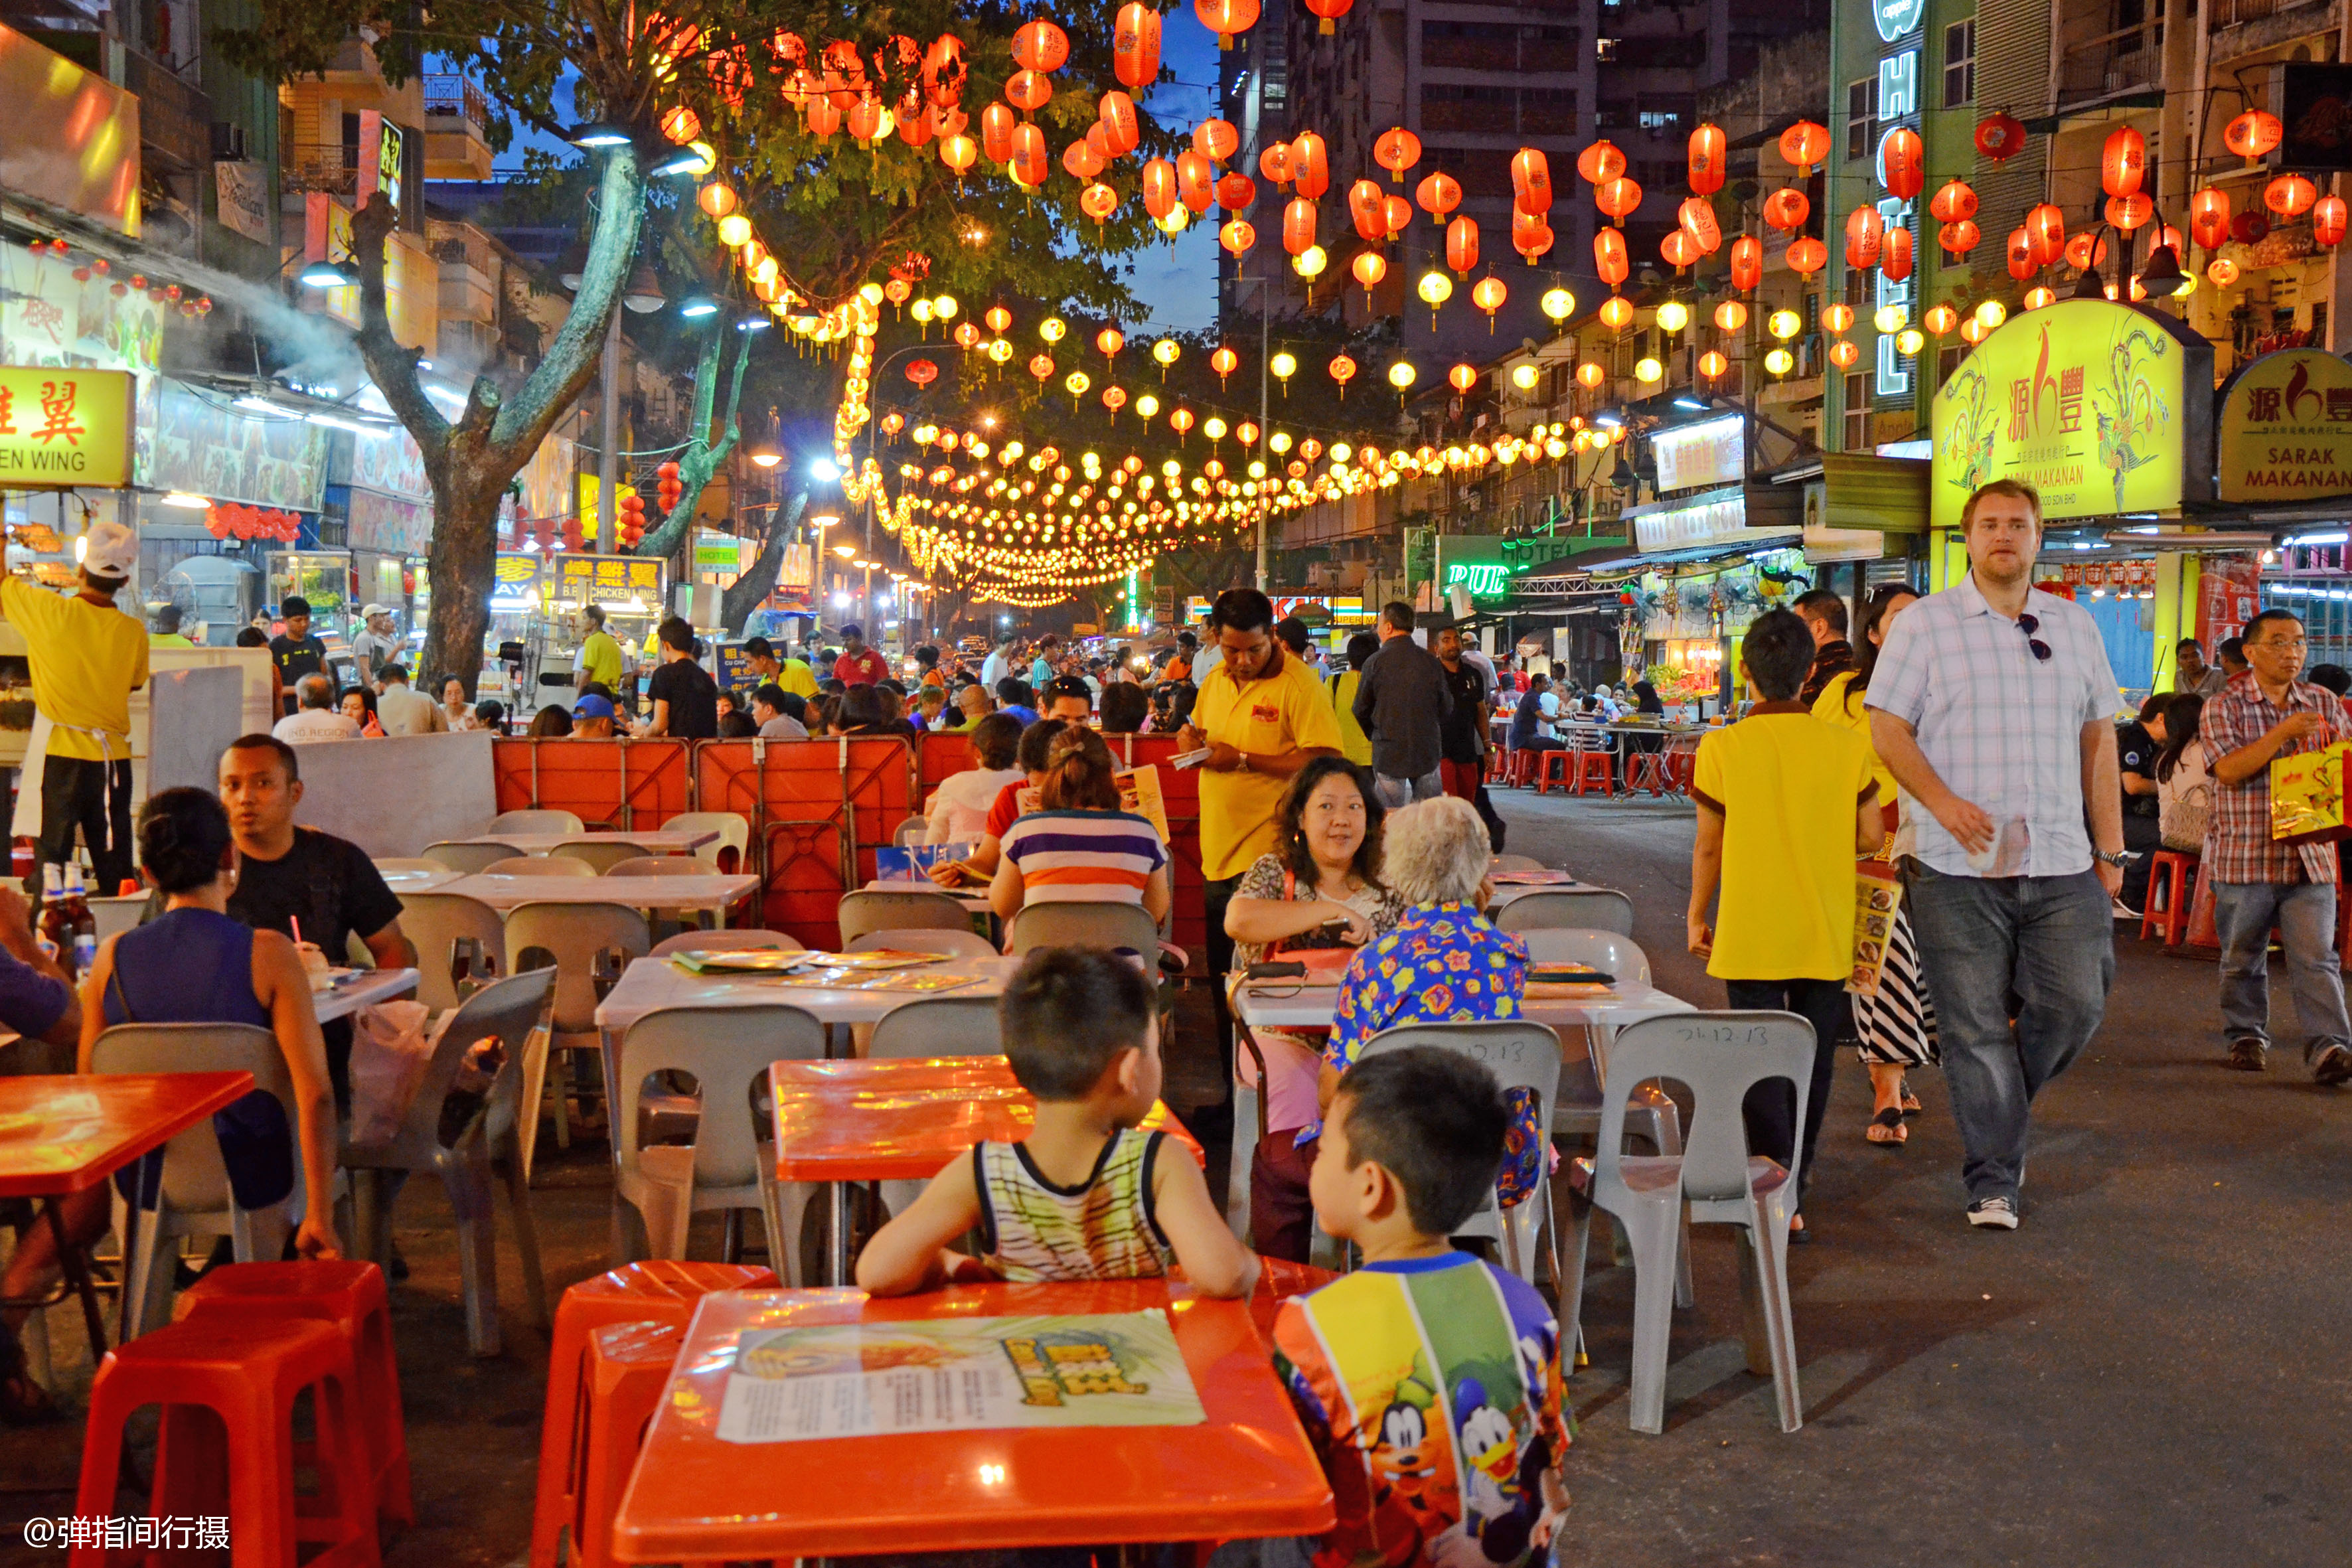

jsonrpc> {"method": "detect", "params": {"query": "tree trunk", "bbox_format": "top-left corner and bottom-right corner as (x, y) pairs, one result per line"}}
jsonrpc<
(723, 491), (807, 635)
(635, 331), (752, 560)
(418, 463), (507, 696)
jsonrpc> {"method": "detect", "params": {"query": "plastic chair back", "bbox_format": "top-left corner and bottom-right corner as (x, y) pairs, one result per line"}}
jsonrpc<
(613, 1006), (825, 1192)
(550, 842), (655, 874)
(1354, 1020), (1562, 1129)
(493, 809), (585, 834)
(88, 1024), (295, 1217)
(343, 968), (556, 1171)
(483, 856), (598, 878)
(505, 902), (651, 1036)
(90, 895), (145, 943)
(650, 929), (807, 957)
(425, 841), (521, 874)
(663, 812), (750, 873)
(1597, 1012), (1815, 1207)
(838, 889), (977, 943)
(398, 892), (509, 1013)
(892, 815), (929, 846)
(867, 996), (1004, 1059)
(1515, 927), (1651, 984)
(607, 857), (714, 878)
(846, 927), (998, 960)
(1493, 888), (1636, 937)
(372, 858), (443, 876)
(1008, 900), (1160, 959)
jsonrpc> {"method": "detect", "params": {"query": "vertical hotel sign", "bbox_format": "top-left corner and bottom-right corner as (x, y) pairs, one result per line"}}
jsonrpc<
(1868, 0), (1922, 400)
(1930, 299), (2211, 527)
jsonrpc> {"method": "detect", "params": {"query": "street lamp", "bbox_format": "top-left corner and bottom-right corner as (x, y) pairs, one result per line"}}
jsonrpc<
(298, 260), (356, 289)
(566, 122), (632, 149)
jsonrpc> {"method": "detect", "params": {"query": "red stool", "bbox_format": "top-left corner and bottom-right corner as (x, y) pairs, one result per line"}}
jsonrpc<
(2140, 851), (2199, 946)
(1571, 750), (1614, 796)
(1537, 749), (1575, 794)
(1626, 751), (1672, 797)
(174, 1260), (411, 1528)
(530, 1261), (776, 1568)
(74, 1316), (378, 1568)
(568, 1322), (684, 1568)
(1486, 744), (1511, 784)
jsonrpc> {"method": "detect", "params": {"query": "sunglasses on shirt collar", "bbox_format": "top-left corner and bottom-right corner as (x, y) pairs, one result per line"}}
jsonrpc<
(2015, 613), (2053, 663)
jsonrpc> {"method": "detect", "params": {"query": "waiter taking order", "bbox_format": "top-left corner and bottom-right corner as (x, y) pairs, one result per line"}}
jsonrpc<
(1, 520), (149, 894)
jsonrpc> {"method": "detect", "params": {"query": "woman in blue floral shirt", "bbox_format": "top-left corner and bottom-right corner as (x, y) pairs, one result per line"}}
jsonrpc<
(1316, 795), (1544, 1204)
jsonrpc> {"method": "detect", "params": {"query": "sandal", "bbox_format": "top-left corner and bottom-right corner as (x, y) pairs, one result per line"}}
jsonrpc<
(1865, 1107), (1908, 1146)
(1899, 1081), (1922, 1116)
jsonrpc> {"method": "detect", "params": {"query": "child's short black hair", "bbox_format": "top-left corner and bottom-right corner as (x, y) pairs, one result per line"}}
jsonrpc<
(1334, 1047), (1510, 1235)
(1000, 947), (1156, 1099)
(1741, 607), (1815, 702)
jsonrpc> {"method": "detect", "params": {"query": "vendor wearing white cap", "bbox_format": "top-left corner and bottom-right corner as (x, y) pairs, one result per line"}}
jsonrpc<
(347, 603), (401, 686)
(2, 520), (149, 892)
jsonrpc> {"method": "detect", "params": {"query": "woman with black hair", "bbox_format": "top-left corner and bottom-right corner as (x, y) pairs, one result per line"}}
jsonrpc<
(339, 685), (384, 738)
(2156, 691), (2211, 856)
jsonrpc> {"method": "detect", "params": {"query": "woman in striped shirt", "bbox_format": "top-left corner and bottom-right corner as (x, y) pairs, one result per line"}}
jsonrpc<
(990, 727), (1172, 923)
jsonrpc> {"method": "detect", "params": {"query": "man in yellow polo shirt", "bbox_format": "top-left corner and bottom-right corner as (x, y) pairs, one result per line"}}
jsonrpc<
(576, 603), (624, 695)
(1685, 607), (1884, 1237)
(3, 520), (149, 894)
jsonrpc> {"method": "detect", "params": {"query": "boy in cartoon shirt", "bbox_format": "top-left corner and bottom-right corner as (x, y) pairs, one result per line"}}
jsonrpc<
(1271, 1047), (1571, 1567)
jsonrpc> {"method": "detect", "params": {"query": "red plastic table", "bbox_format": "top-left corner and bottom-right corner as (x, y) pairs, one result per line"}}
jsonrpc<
(769, 1057), (1204, 1286)
(609, 1279), (1335, 1560)
(0, 1071), (255, 1349)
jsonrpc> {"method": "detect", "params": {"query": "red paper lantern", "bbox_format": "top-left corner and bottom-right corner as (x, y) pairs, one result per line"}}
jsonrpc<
(1446, 215), (1479, 274)
(1593, 176), (1642, 221)
(1879, 127), (1924, 200)
(1511, 147), (1553, 214)
(1005, 69), (1052, 113)
(2025, 202), (2066, 266)
(2233, 210), (2272, 245)
(1194, 0), (1261, 48)
(981, 102), (1016, 161)
(2225, 110), (2283, 162)
(1099, 91), (1140, 155)
(1472, 276), (1507, 319)
(1786, 236), (1826, 277)
(1141, 157), (1177, 218)
(2101, 125), (2146, 198)
(2064, 230), (2109, 272)
(1348, 179), (1383, 239)
(1351, 250), (1387, 298)
(1511, 216), (1553, 264)
(2104, 192), (2153, 231)
(1115, 3), (1160, 86)
(1677, 196), (1721, 254)
(1259, 141), (1294, 186)
(2319, 195), (2348, 248)
(1779, 120), (1830, 173)
(1219, 218), (1255, 254)
(1576, 140), (1626, 186)
(2006, 225), (2037, 280)
(1216, 170), (1255, 211)
(1194, 118), (1239, 165)
(1929, 179), (1978, 224)
(1062, 138), (1105, 181)
(1283, 196), (1318, 255)
(1176, 149), (1215, 211)
(1301, 0), (1350, 33)
(1417, 170), (1462, 218)
(1881, 224), (1913, 282)
(1383, 194), (1412, 237)
(1009, 122), (1048, 186)
(1975, 112), (2027, 161)
(1593, 227), (1628, 286)
(1012, 19), (1069, 72)
(1375, 127), (1421, 182)
(1729, 234), (1763, 290)
(2191, 187), (2232, 250)
(1938, 219), (1981, 256)
(905, 358), (939, 388)
(1845, 204), (1885, 269)
(1448, 362), (1478, 394)
(1081, 183), (1119, 224)
(1688, 123), (1727, 195)
(1659, 228), (1699, 270)
(1291, 132), (1329, 197)
(805, 97), (842, 138)
(1759, 186), (1809, 235)
(2265, 172), (2319, 217)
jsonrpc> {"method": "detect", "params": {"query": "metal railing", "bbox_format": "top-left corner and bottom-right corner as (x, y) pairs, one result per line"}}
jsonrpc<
(119, 47), (212, 171)
(283, 142), (358, 196)
(2057, 17), (2164, 105)
(2209, 0), (2327, 26)
(422, 74), (492, 138)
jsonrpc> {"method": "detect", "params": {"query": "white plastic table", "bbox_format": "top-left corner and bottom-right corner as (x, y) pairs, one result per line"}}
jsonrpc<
(458, 827), (718, 856)
(860, 878), (992, 913)
(595, 953), (1020, 1034)
(378, 867), (461, 896)
(437, 872), (758, 917)
(311, 967), (420, 1023)
(1486, 879), (1594, 911)
(1233, 978), (1693, 1079)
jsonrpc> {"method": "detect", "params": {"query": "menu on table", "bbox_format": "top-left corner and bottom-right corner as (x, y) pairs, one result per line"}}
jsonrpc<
(666, 949), (955, 977)
(713, 1310), (1206, 1443)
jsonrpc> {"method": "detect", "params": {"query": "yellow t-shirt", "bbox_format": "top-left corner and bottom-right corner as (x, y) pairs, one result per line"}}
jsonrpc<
(1328, 668), (1372, 767)
(1690, 708), (1876, 982)
(3, 576), (148, 760)
(777, 658), (820, 698)
(1193, 652), (1346, 880)
(578, 629), (624, 691)
(1810, 670), (1897, 807)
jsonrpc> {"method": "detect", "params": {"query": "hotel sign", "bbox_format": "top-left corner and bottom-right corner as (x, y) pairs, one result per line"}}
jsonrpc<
(2215, 349), (2352, 503)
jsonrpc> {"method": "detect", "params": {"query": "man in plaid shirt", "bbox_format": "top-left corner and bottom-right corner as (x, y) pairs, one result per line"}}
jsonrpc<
(2200, 607), (2352, 1084)
(1867, 479), (2125, 1231)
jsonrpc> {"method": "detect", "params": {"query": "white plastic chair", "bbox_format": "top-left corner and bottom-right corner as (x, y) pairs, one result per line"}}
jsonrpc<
(505, 902), (651, 1170)
(88, 895), (145, 943)
(662, 811), (751, 874)
(372, 858), (443, 876)
(1494, 888), (1636, 936)
(1354, 1020), (1563, 1286)
(343, 968), (556, 1356)
(838, 888), (978, 944)
(482, 856), (597, 878)
(88, 1024), (311, 1340)
(1561, 1010), (1816, 1435)
(398, 892), (508, 1014)
(424, 841), (521, 874)
(650, 929), (806, 957)
(866, 996), (1004, 1060)
(846, 927), (997, 960)
(550, 841), (655, 874)
(891, 815), (929, 846)
(492, 809), (584, 834)
(608, 1004), (826, 1279)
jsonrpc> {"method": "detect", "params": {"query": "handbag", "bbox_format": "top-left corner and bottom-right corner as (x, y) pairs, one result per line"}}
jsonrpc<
(2163, 775), (2211, 852)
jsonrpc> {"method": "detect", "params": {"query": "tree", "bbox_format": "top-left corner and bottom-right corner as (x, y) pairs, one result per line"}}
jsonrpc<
(631, 320), (753, 562)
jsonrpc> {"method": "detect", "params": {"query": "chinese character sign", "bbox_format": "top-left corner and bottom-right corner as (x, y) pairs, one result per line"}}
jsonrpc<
(2197, 552), (2262, 649)
(2215, 349), (2352, 503)
(0, 366), (133, 486)
(1930, 299), (2209, 528)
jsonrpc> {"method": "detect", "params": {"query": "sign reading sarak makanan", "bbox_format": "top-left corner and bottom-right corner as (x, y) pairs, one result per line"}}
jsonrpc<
(2216, 349), (2352, 503)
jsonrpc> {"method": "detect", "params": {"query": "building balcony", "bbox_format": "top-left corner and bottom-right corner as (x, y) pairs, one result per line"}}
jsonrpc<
(119, 46), (212, 173)
(2057, 17), (2165, 110)
(284, 141), (358, 196)
(422, 73), (495, 179)
(2208, 0), (2329, 26)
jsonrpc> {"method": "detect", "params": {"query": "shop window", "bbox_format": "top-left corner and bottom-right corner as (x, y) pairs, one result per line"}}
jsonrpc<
(1938, 343), (1965, 389)
(1944, 20), (1975, 108)
(1847, 78), (1875, 161)
(1843, 370), (1873, 451)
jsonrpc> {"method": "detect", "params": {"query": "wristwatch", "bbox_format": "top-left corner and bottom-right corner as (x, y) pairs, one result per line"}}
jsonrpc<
(2092, 847), (2127, 868)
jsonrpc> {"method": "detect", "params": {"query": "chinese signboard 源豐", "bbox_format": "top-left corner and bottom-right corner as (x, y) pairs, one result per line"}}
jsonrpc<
(2215, 349), (2352, 503)
(1930, 299), (2211, 528)
(0, 366), (133, 487)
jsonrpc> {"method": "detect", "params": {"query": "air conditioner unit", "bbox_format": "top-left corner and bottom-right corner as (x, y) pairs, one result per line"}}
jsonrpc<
(210, 122), (246, 161)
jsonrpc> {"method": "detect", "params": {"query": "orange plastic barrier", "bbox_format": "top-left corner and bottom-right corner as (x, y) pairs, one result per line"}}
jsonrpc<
(916, 731), (975, 813)
(1106, 733), (1205, 970)
(491, 739), (692, 831)
(693, 737), (915, 949)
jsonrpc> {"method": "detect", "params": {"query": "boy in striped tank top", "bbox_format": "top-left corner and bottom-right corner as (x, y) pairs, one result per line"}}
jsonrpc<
(856, 947), (1259, 1298)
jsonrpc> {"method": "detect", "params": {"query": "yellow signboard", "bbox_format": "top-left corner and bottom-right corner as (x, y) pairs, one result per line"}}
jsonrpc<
(0, 366), (133, 487)
(1930, 299), (2211, 528)
(2216, 349), (2352, 503)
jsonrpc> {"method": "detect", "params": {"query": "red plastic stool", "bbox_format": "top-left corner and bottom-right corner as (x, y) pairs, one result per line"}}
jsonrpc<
(175, 1260), (410, 1528)
(2140, 851), (2199, 946)
(568, 1322), (684, 1568)
(74, 1316), (378, 1568)
(1571, 750), (1614, 796)
(1537, 749), (1575, 795)
(1626, 751), (1672, 797)
(530, 1261), (776, 1568)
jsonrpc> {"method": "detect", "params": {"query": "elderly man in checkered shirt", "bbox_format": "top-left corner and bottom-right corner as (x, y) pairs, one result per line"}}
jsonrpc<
(2199, 605), (2352, 1086)
(1866, 479), (2127, 1233)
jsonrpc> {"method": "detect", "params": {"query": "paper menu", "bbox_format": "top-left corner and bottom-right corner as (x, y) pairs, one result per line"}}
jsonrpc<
(1846, 861), (1903, 998)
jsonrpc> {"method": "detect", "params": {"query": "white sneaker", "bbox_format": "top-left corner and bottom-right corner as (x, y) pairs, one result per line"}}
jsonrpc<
(2111, 898), (2142, 921)
(1967, 1196), (2020, 1230)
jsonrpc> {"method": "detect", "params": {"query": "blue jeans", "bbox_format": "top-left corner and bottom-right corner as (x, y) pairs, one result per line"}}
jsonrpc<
(1372, 769), (1443, 810)
(1905, 866), (2113, 1204)
(2211, 879), (2351, 1061)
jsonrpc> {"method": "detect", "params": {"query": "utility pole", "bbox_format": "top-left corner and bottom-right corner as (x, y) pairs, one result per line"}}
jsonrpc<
(1254, 59), (1271, 593)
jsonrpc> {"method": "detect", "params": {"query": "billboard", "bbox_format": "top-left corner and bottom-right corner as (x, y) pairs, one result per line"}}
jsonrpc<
(2214, 348), (2352, 503)
(0, 366), (133, 487)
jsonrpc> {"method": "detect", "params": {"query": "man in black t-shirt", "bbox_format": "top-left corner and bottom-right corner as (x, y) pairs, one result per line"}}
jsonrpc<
(268, 597), (328, 716)
(1431, 617), (1490, 802)
(217, 735), (412, 1102)
(644, 615), (720, 738)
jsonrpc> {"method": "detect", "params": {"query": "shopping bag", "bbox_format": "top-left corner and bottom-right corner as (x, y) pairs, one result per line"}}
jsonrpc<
(347, 1000), (449, 1145)
(1846, 861), (1904, 998)
(2270, 740), (2351, 844)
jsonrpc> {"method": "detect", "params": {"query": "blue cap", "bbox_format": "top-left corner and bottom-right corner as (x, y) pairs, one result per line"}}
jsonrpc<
(840, 623), (863, 638)
(573, 694), (617, 720)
